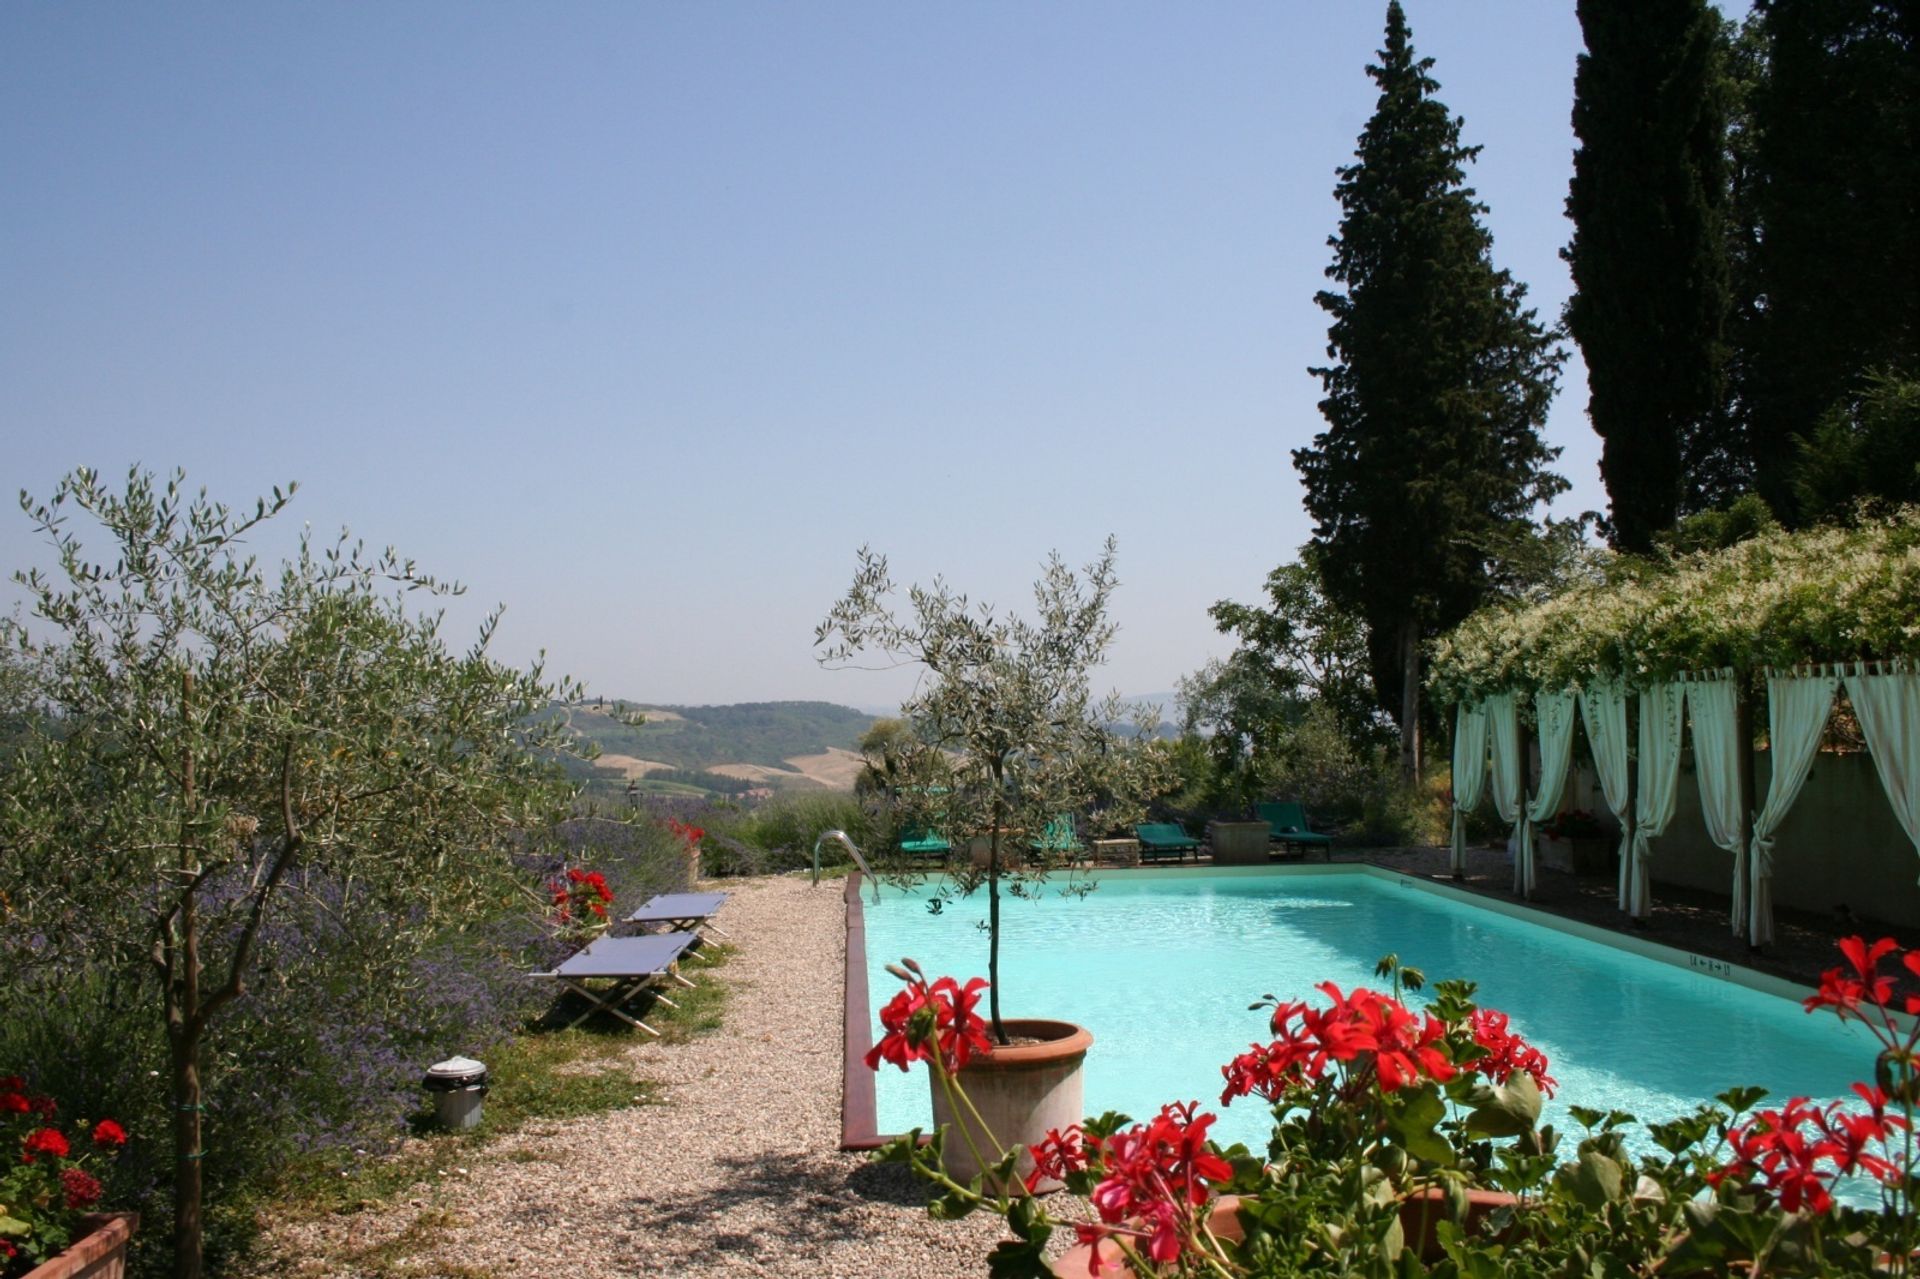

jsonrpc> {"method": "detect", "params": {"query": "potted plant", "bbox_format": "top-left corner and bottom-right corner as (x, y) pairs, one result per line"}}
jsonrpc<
(818, 538), (1169, 1187)
(0, 1077), (133, 1279)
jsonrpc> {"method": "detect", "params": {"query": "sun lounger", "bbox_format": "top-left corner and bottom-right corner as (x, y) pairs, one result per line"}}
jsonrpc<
(1257, 801), (1334, 860)
(624, 891), (730, 938)
(1027, 815), (1085, 866)
(534, 932), (700, 1034)
(1135, 822), (1198, 863)
(897, 827), (952, 861)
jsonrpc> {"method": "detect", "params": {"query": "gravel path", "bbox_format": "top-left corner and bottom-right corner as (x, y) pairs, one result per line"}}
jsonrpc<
(254, 874), (1048, 1278)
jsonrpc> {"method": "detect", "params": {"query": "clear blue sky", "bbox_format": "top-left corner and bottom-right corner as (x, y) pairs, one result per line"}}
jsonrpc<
(0, 3), (1745, 711)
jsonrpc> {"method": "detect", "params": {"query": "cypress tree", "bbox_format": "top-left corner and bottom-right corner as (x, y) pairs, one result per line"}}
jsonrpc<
(1563, 0), (1732, 552)
(1294, 2), (1565, 782)
(1740, 0), (1918, 521)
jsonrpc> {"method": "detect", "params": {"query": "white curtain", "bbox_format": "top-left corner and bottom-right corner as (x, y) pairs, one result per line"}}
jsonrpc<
(1578, 682), (1633, 892)
(1450, 702), (1490, 875)
(1623, 683), (1685, 918)
(1749, 671), (1839, 946)
(1843, 664), (1920, 866)
(1685, 674), (1749, 934)
(1488, 692), (1523, 831)
(1519, 691), (1577, 898)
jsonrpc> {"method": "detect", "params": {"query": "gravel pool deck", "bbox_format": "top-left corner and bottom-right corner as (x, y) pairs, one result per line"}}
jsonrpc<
(254, 850), (1889, 1278)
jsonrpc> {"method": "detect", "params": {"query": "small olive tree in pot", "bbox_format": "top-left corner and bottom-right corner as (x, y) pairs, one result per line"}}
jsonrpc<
(815, 536), (1168, 1043)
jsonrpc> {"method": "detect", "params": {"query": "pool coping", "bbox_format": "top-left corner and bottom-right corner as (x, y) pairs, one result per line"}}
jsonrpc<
(838, 862), (1826, 1151)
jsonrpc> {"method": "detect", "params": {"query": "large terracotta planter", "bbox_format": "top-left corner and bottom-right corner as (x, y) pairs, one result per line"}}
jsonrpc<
(1051, 1188), (1516, 1277)
(21, 1213), (137, 1279)
(929, 1018), (1092, 1193)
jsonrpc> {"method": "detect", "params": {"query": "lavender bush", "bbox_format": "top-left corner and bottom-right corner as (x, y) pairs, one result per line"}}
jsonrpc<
(0, 811), (691, 1277)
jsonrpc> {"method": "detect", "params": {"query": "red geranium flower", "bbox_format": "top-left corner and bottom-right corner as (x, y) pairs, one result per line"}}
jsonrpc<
(60, 1167), (103, 1211)
(22, 1126), (69, 1163)
(863, 967), (992, 1075)
(91, 1119), (129, 1149)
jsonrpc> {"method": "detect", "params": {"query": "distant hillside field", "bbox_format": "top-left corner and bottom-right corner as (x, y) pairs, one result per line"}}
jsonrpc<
(544, 700), (875, 799)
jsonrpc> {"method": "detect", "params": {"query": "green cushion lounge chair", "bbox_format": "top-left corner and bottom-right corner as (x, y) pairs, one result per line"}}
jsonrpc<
(1027, 815), (1085, 865)
(898, 827), (952, 861)
(1257, 801), (1334, 861)
(1135, 822), (1198, 863)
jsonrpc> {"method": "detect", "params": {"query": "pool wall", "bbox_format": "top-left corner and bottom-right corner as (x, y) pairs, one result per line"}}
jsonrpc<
(839, 864), (1825, 1150)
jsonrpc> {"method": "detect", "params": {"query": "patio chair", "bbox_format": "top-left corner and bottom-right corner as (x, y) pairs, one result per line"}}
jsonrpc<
(897, 826), (953, 862)
(623, 891), (730, 939)
(1027, 814), (1085, 866)
(533, 932), (701, 1034)
(1134, 822), (1198, 863)
(1257, 801), (1334, 861)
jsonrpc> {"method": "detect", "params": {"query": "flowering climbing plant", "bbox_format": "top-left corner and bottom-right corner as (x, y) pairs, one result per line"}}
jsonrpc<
(871, 939), (1920, 1277)
(0, 1076), (128, 1277)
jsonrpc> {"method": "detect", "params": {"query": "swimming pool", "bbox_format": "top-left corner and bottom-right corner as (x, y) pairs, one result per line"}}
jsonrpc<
(855, 868), (1876, 1157)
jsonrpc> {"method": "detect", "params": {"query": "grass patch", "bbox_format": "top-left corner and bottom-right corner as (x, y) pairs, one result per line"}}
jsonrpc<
(259, 942), (735, 1228)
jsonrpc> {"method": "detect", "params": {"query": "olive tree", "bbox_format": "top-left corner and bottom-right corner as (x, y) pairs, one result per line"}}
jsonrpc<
(816, 537), (1168, 1040)
(0, 468), (576, 1279)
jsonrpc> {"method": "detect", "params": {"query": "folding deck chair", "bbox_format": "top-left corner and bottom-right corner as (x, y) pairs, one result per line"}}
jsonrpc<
(535, 931), (701, 1034)
(623, 891), (730, 939)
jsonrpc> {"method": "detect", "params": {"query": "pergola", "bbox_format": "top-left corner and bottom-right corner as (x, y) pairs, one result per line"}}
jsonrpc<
(1428, 512), (1920, 947)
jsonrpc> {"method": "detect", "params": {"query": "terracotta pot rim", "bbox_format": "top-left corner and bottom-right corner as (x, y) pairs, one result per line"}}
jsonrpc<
(962, 1018), (1093, 1071)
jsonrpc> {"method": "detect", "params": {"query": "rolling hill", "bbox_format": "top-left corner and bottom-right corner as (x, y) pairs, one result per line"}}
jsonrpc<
(544, 699), (876, 799)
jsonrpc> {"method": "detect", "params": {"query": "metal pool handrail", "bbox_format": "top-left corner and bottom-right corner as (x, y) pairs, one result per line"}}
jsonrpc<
(813, 828), (881, 903)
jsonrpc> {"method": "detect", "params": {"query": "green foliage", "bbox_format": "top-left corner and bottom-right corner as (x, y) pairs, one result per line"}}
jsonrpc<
(1563, 0), (1733, 551)
(1792, 371), (1920, 526)
(1430, 506), (1920, 701)
(1736, 0), (1919, 523)
(1293, 3), (1566, 767)
(1658, 490), (1780, 556)
(0, 467), (577, 1278)
(704, 790), (879, 874)
(816, 539), (1173, 1033)
(1183, 550), (1387, 789)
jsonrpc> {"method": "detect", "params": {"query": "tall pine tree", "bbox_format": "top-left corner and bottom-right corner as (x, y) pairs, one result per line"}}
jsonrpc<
(1294, 2), (1565, 782)
(1739, 0), (1918, 522)
(1563, 0), (1732, 552)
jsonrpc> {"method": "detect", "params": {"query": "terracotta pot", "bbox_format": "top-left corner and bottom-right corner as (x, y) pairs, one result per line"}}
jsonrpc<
(930, 1018), (1092, 1193)
(20, 1213), (138, 1279)
(1050, 1187), (1519, 1278)
(1396, 1186), (1517, 1259)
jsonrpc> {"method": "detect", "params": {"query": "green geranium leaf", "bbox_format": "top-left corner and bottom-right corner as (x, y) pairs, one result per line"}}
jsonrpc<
(1556, 1149), (1626, 1209)
(1387, 1087), (1455, 1166)
(0, 1214), (29, 1238)
(985, 1237), (1051, 1279)
(1464, 1071), (1542, 1138)
(872, 1130), (924, 1165)
(928, 1186), (979, 1221)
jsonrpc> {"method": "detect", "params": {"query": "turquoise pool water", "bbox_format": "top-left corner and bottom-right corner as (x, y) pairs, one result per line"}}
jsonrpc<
(860, 870), (1877, 1156)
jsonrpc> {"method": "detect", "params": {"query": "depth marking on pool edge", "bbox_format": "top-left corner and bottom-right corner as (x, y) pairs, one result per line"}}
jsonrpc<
(1688, 953), (1734, 978)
